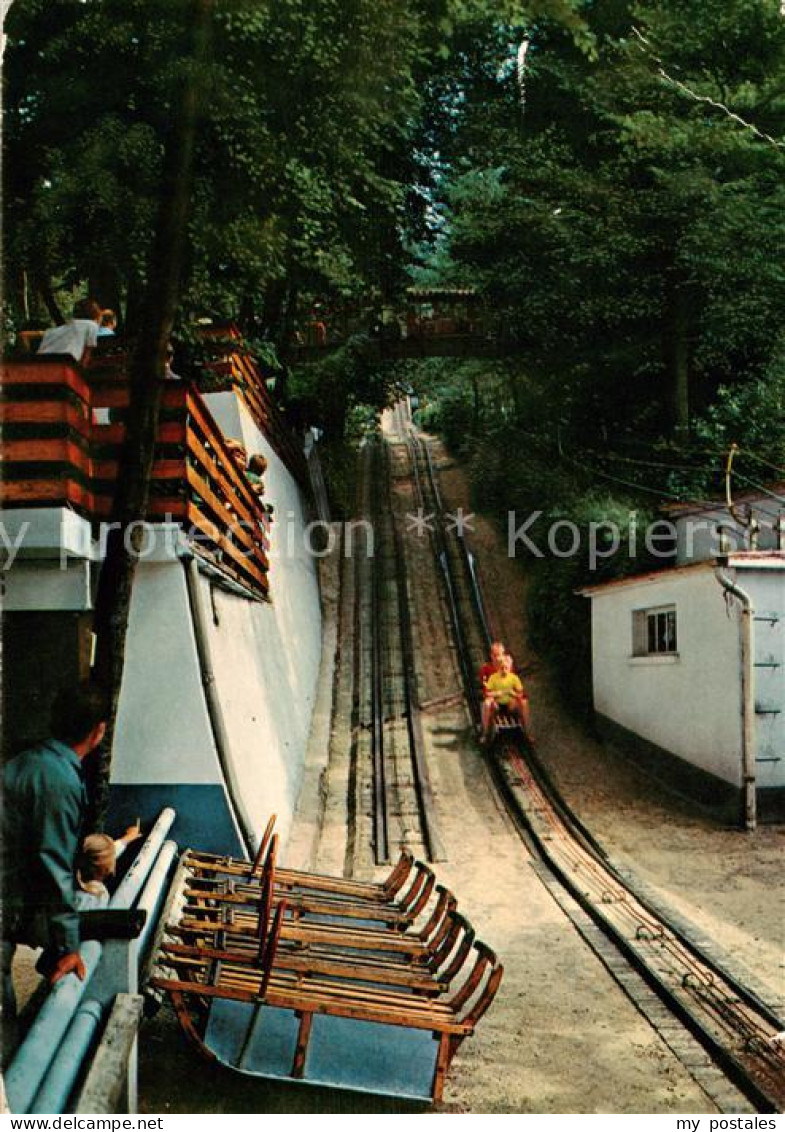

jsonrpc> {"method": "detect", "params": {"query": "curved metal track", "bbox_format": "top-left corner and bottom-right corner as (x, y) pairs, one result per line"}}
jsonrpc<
(399, 414), (785, 1113)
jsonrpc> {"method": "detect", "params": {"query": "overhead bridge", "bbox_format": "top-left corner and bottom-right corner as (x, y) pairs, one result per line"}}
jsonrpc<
(290, 333), (502, 363)
(289, 286), (519, 363)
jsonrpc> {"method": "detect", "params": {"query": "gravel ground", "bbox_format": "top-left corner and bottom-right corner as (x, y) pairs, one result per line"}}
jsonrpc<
(13, 425), (780, 1115)
(138, 428), (780, 1114)
(435, 443), (785, 1006)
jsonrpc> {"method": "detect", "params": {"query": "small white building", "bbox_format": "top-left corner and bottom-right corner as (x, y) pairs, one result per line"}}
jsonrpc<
(581, 545), (785, 823)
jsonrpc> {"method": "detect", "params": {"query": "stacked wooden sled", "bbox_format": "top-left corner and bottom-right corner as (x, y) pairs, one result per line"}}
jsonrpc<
(148, 818), (503, 1103)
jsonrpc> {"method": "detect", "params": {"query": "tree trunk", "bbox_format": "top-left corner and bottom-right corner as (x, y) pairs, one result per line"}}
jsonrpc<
(665, 276), (690, 438)
(90, 0), (213, 830)
(89, 264), (122, 324)
(260, 278), (287, 341)
(274, 282), (299, 401)
(471, 371), (481, 432)
(11, 269), (30, 323)
(33, 273), (64, 325)
(123, 275), (147, 338)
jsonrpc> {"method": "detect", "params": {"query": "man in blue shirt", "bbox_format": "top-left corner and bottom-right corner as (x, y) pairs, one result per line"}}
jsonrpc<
(2, 683), (108, 1057)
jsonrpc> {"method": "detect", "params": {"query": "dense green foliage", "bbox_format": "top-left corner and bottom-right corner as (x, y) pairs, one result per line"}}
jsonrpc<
(4, 0), (454, 335)
(411, 0), (785, 706)
(4, 0), (588, 340)
(6, 0), (784, 713)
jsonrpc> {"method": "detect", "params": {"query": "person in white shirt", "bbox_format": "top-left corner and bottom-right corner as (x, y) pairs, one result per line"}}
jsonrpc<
(37, 298), (102, 366)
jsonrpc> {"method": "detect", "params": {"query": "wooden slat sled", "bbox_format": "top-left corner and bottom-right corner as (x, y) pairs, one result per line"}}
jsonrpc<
(148, 823), (503, 1103)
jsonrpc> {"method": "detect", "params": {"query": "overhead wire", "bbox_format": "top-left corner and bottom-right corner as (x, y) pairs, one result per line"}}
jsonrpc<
(556, 441), (723, 508)
(729, 470), (785, 507)
(565, 439), (785, 521)
(739, 450), (785, 479)
(469, 408), (784, 520)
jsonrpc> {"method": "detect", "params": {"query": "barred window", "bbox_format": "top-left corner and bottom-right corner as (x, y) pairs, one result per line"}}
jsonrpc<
(633, 605), (677, 657)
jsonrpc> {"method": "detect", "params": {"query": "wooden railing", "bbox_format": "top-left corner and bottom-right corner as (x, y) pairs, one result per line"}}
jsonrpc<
(198, 326), (309, 487)
(1, 356), (271, 599)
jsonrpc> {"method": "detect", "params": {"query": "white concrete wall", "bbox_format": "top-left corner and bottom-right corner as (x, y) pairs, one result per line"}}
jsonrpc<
(106, 552), (246, 854)
(110, 523), (320, 852)
(3, 394), (322, 855)
(737, 566), (785, 790)
(202, 391), (322, 852)
(591, 566), (744, 786)
(3, 559), (93, 611)
(112, 559), (222, 787)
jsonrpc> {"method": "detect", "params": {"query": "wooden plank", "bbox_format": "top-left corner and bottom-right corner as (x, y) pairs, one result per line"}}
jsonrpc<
(91, 420), (186, 446)
(185, 498), (265, 575)
(0, 402), (91, 431)
(15, 330), (44, 353)
(161, 942), (444, 991)
(183, 885), (410, 924)
(431, 1033), (454, 1103)
(291, 1012), (313, 1078)
(0, 479), (95, 511)
(92, 458), (186, 482)
(90, 387), (131, 409)
(184, 482), (263, 563)
(185, 392), (267, 520)
(1, 438), (89, 464)
(91, 495), (188, 521)
(186, 430), (264, 536)
(190, 860), (391, 899)
(74, 993), (143, 1115)
(3, 361), (91, 402)
(186, 849), (413, 900)
(207, 346), (308, 486)
(175, 914), (430, 955)
(150, 977), (470, 1035)
(171, 934), (431, 976)
(192, 961), (453, 1013)
(186, 506), (269, 594)
(147, 499), (189, 520)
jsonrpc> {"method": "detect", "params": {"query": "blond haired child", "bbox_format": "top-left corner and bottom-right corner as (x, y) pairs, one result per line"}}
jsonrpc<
(74, 823), (141, 910)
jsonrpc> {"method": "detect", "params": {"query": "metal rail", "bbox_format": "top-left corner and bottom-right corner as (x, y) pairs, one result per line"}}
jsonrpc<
(369, 440), (391, 864)
(382, 440), (446, 863)
(359, 433), (444, 864)
(406, 428), (484, 728)
(402, 413), (785, 1113)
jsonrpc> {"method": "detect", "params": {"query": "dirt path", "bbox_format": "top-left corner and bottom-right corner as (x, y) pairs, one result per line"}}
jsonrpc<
(139, 424), (781, 1115)
(295, 421), (726, 1113)
(435, 443), (785, 1006)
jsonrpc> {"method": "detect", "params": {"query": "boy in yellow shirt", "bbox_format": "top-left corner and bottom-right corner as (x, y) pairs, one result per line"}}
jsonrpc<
(481, 653), (530, 743)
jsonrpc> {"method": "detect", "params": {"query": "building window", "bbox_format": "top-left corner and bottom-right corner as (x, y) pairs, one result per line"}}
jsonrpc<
(633, 605), (677, 657)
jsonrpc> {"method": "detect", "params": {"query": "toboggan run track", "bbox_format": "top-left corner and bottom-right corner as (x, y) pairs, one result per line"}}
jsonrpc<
(384, 403), (785, 1114)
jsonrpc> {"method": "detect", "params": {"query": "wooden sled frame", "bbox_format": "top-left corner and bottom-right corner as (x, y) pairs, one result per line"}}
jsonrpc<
(189, 814), (417, 903)
(149, 839), (503, 1102)
(185, 836), (435, 931)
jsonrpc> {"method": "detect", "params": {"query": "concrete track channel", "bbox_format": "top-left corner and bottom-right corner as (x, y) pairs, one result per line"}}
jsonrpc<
(350, 403), (785, 1113)
(348, 431), (442, 869)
